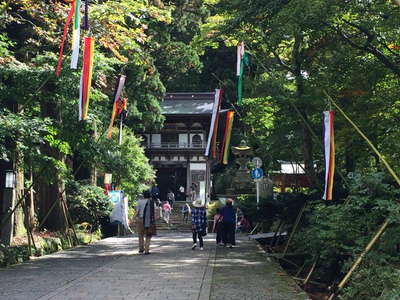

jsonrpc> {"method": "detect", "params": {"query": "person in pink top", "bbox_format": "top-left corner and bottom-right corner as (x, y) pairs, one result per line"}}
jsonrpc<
(162, 201), (172, 224)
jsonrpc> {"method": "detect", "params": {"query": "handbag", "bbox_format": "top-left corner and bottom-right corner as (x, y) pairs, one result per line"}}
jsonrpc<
(200, 226), (207, 237)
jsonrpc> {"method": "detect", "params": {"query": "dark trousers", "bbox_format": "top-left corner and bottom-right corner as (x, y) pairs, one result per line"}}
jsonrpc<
(192, 231), (204, 248)
(222, 222), (236, 245)
(183, 212), (189, 223)
(216, 224), (222, 244)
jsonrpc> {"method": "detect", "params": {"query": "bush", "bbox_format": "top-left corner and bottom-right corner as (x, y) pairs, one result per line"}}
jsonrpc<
(341, 254), (400, 300)
(66, 181), (112, 230)
(292, 172), (400, 291)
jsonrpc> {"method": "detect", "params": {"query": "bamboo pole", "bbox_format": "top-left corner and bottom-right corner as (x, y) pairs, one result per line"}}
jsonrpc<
(325, 91), (400, 187)
(324, 91), (399, 299)
(303, 258), (318, 285)
(328, 218), (390, 300)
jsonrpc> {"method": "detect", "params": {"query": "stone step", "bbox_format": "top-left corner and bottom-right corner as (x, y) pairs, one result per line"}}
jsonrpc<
(155, 201), (194, 232)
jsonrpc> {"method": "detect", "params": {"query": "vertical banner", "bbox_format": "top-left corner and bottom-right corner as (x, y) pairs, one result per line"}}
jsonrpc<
(236, 42), (245, 105)
(107, 75), (127, 138)
(56, 0), (76, 76)
(222, 111), (235, 164)
(323, 111), (335, 200)
(70, 0), (81, 69)
(211, 89), (223, 158)
(205, 89), (222, 157)
(79, 36), (94, 120)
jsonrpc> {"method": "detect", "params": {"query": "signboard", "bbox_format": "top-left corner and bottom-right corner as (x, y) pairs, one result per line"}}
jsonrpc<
(251, 168), (264, 180)
(109, 190), (122, 204)
(108, 191), (129, 229)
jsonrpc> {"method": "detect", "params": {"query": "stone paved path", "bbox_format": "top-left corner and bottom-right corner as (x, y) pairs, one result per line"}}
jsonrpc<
(210, 237), (309, 300)
(0, 233), (309, 300)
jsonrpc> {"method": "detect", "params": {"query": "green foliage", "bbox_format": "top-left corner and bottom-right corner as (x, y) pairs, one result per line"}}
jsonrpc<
(341, 255), (400, 300)
(66, 181), (112, 230)
(0, 230), (101, 267)
(101, 127), (155, 198)
(293, 172), (400, 286)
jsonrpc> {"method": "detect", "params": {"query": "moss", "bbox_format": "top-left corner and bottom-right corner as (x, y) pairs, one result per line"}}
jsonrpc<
(0, 230), (100, 267)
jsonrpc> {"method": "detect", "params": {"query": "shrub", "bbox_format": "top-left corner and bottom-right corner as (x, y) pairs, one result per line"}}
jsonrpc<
(292, 172), (400, 291)
(66, 181), (112, 230)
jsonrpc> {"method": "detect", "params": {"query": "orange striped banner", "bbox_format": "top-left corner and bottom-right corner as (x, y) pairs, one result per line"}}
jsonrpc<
(222, 111), (235, 165)
(79, 36), (94, 120)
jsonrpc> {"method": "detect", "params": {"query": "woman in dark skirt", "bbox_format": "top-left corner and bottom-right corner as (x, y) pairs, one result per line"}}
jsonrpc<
(221, 199), (236, 247)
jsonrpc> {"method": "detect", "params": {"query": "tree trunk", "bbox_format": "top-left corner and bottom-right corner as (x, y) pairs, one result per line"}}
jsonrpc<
(38, 98), (67, 231)
(38, 168), (67, 231)
(292, 34), (316, 188)
(13, 154), (26, 237)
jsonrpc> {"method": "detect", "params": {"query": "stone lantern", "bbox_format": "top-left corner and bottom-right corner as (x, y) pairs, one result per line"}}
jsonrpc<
(227, 140), (255, 194)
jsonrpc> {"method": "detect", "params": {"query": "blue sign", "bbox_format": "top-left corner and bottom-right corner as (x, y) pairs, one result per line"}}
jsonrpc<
(251, 168), (264, 180)
(109, 190), (123, 205)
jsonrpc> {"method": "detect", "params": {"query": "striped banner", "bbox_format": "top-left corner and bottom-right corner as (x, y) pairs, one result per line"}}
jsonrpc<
(79, 36), (94, 120)
(205, 89), (222, 157)
(323, 111), (335, 200)
(70, 0), (81, 69)
(221, 111), (234, 165)
(237, 42), (245, 105)
(56, 1), (76, 76)
(211, 89), (223, 158)
(107, 75), (127, 138)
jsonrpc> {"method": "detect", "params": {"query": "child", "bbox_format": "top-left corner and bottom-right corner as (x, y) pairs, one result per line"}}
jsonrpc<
(182, 203), (191, 223)
(212, 208), (223, 245)
(162, 201), (172, 224)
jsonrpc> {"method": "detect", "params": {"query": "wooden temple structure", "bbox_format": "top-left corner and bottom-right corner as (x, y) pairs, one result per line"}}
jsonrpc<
(141, 92), (224, 202)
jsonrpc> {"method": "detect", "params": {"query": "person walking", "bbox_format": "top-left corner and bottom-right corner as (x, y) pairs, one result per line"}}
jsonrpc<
(182, 202), (191, 223)
(191, 199), (207, 250)
(134, 190), (157, 254)
(179, 185), (185, 201)
(190, 183), (197, 201)
(236, 206), (244, 232)
(221, 199), (236, 248)
(167, 189), (175, 207)
(162, 201), (172, 224)
(212, 207), (223, 245)
(150, 183), (160, 200)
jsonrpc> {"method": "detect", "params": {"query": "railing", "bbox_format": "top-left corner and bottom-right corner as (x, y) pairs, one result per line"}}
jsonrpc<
(146, 142), (207, 149)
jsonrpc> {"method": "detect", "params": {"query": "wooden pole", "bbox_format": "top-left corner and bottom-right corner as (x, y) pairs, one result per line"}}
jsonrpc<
(282, 201), (307, 257)
(21, 199), (32, 256)
(270, 220), (283, 247)
(62, 198), (79, 244)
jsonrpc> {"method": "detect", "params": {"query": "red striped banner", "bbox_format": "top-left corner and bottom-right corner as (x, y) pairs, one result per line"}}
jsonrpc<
(323, 111), (335, 200)
(56, 1), (75, 76)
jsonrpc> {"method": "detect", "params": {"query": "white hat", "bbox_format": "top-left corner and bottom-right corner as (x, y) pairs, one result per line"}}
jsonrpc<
(192, 199), (204, 208)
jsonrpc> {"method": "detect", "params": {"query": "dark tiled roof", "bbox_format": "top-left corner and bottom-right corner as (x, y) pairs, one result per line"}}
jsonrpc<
(161, 92), (215, 115)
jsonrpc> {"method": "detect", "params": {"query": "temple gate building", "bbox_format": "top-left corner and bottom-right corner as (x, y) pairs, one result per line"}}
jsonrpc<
(141, 92), (223, 202)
